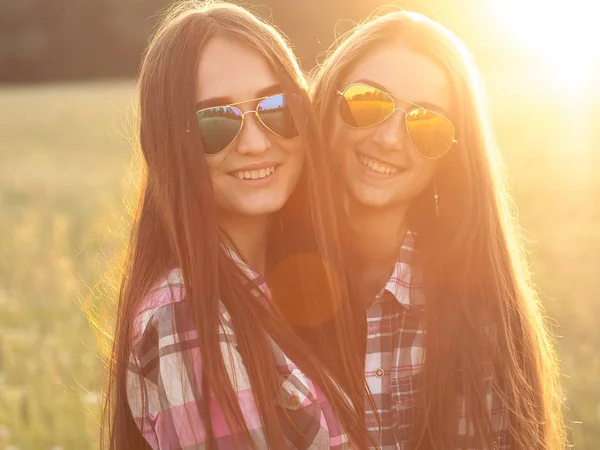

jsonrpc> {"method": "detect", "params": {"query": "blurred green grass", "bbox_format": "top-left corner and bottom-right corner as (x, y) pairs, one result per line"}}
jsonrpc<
(0, 76), (598, 449)
(0, 81), (135, 449)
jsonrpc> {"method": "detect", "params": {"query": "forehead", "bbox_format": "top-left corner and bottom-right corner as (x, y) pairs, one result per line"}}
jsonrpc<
(195, 35), (278, 102)
(340, 43), (453, 114)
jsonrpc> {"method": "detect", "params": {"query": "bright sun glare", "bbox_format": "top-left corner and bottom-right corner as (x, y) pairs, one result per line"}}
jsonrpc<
(491, 0), (600, 94)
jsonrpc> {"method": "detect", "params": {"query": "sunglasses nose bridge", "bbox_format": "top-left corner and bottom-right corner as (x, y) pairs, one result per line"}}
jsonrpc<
(234, 109), (272, 155)
(239, 110), (267, 132)
(372, 107), (410, 150)
(240, 110), (258, 118)
(391, 107), (409, 118)
(382, 108), (409, 127)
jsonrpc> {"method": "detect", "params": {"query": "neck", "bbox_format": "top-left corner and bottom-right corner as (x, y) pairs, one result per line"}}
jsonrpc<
(347, 198), (409, 273)
(218, 211), (271, 274)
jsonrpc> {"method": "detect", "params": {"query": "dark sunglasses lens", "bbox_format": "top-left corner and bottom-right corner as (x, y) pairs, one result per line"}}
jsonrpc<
(196, 106), (243, 155)
(406, 109), (455, 158)
(257, 94), (299, 139)
(339, 85), (395, 128)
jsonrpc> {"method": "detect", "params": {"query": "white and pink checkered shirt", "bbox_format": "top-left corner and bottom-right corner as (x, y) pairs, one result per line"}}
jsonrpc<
(363, 231), (509, 449)
(126, 250), (350, 449)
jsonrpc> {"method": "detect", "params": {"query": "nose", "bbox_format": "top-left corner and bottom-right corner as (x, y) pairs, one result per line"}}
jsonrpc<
(234, 111), (271, 155)
(372, 108), (410, 152)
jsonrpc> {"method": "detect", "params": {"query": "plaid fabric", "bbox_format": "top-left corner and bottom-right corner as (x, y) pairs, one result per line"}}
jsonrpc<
(127, 250), (349, 449)
(364, 231), (510, 449)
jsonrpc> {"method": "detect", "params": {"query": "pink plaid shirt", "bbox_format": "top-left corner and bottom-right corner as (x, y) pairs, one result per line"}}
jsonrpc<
(364, 231), (510, 449)
(126, 250), (350, 449)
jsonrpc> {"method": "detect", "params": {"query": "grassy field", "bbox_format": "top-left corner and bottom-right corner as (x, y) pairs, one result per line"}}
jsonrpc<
(0, 75), (598, 449)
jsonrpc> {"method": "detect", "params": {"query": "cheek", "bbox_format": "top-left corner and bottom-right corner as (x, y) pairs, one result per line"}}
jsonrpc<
(277, 138), (305, 176)
(204, 154), (229, 195)
(204, 157), (219, 179)
(282, 138), (305, 158)
(204, 152), (227, 172)
(329, 119), (369, 157)
(409, 159), (438, 191)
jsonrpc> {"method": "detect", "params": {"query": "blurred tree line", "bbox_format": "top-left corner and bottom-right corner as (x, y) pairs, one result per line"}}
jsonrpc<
(0, 0), (501, 83)
(1, 0), (170, 82)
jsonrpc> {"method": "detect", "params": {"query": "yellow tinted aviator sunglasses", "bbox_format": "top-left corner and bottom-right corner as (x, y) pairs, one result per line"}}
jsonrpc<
(337, 83), (458, 159)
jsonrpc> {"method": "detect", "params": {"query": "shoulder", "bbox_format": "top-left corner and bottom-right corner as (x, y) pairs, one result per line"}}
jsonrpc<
(130, 269), (187, 350)
(130, 269), (235, 355)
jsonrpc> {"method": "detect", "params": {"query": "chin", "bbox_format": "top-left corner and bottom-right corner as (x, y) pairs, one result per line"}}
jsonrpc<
(349, 185), (397, 209)
(232, 196), (287, 216)
(355, 195), (394, 209)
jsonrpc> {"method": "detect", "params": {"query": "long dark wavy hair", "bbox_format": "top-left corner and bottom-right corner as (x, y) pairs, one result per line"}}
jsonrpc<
(99, 2), (373, 449)
(312, 10), (565, 450)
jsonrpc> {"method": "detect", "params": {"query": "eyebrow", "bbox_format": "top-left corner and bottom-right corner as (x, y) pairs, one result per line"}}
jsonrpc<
(195, 83), (283, 110)
(352, 78), (451, 117)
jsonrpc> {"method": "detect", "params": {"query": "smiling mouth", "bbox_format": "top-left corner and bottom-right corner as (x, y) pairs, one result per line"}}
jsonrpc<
(229, 164), (279, 180)
(355, 152), (404, 175)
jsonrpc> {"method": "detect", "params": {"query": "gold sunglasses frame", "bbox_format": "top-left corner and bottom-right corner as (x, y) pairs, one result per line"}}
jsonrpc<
(195, 93), (299, 156)
(337, 83), (458, 159)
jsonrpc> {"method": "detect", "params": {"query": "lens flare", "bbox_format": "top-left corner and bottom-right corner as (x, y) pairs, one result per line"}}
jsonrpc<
(490, 0), (600, 95)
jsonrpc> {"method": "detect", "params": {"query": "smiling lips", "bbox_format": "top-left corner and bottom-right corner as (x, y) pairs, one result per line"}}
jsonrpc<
(228, 152), (401, 181)
(230, 164), (278, 180)
(357, 152), (403, 175)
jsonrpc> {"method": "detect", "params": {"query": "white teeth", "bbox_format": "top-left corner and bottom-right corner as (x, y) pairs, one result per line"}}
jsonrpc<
(358, 154), (399, 175)
(233, 165), (277, 180)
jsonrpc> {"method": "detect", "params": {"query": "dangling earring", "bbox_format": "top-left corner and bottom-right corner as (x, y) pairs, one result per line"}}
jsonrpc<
(433, 181), (440, 217)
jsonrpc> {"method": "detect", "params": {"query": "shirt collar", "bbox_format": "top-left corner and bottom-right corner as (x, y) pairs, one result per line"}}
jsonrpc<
(379, 230), (425, 310)
(224, 245), (272, 302)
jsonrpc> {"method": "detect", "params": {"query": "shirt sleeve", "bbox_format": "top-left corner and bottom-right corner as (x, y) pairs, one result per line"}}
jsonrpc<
(127, 301), (209, 449)
(455, 377), (511, 450)
(482, 383), (511, 449)
(126, 295), (270, 449)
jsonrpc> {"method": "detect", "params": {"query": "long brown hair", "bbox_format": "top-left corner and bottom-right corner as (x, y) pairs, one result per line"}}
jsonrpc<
(312, 10), (565, 450)
(100, 2), (371, 449)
